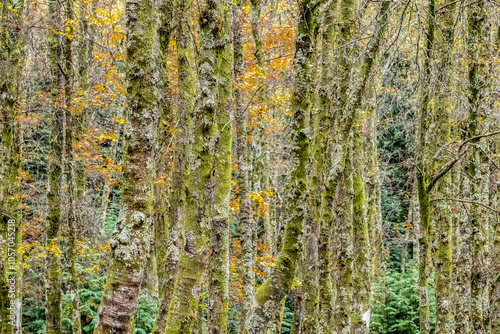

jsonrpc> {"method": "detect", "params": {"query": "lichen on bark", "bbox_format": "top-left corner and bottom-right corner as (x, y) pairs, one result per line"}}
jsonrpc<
(243, 1), (320, 332)
(93, 0), (160, 331)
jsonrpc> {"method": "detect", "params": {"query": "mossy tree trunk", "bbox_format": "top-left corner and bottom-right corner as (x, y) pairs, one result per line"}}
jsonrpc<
(351, 111), (371, 334)
(164, 0), (231, 331)
(490, 138), (500, 331)
(63, 0), (82, 332)
(207, 0), (233, 331)
(317, 5), (336, 333)
(243, 1), (319, 332)
(233, 1), (255, 332)
(455, 172), (472, 334)
(333, 144), (354, 334)
(364, 95), (384, 283)
(46, 0), (65, 331)
(249, 0), (272, 257)
(415, 0), (435, 331)
(151, 0), (173, 331)
(466, 1), (489, 332)
(432, 0), (455, 332)
(153, 0), (194, 332)
(290, 287), (304, 334)
(331, 1), (356, 327)
(0, 0), (24, 332)
(93, 0), (160, 331)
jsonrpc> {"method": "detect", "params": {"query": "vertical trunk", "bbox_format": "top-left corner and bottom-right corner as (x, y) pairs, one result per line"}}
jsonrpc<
(433, 0), (455, 331)
(249, 0), (272, 256)
(165, 0), (231, 331)
(333, 146), (354, 334)
(243, 2), (318, 332)
(300, 7), (323, 333)
(93, 0), (160, 331)
(290, 284), (302, 334)
(351, 112), (371, 334)
(46, 0), (64, 331)
(466, 1), (489, 332)
(365, 93), (384, 282)
(490, 140), (500, 331)
(290, 287), (304, 334)
(317, 4), (335, 330)
(153, 0), (194, 332)
(0, 0), (24, 332)
(207, 0), (233, 331)
(416, 0), (435, 330)
(63, 0), (82, 332)
(417, 181), (432, 334)
(233, 1), (254, 332)
(266, 298), (285, 334)
(455, 171), (472, 334)
(301, 218), (319, 333)
(76, 0), (89, 215)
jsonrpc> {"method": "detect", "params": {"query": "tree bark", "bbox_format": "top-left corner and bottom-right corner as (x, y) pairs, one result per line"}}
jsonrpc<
(46, 0), (65, 332)
(93, 0), (160, 331)
(466, 1), (489, 332)
(164, 0), (231, 331)
(233, 1), (255, 332)
(153, 0), (194, 332)
(317, 5), (336, 333)
(207, 0), (233, 331)
(0, 0), (24, 332)
(432, 0), (455, 331)
(416, 0), (435, 330)
(243, 1), (319, 332)
(63, 0), (82, 332)
(351, 110), (371, 334)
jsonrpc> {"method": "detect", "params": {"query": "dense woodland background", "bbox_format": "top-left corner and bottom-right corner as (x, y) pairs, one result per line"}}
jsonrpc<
(2, 0), (500, 333)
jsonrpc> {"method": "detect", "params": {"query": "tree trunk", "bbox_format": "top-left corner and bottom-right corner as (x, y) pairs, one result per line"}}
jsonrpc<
(207, 0), (233, 331)
(416, 0), (435, 330)
(93, 0), (160, 330)
(46, 0), (65, 331)
(243, 1), (318, 332)
(333, 147), (354, 334)
(364, 91), (384, 283)
(0, 0), (24, 332)
(63, 0), (82, 332)
(317, 5), (335, 334)
(455, 171), (472, 334)
(351, 111), (371, 334)
(165, 0), (231, 331)
(466, 1), (489, 332)
(432, 0), (455, 331)
(233, 1), (255, 332)
(153, 0), (194, 332)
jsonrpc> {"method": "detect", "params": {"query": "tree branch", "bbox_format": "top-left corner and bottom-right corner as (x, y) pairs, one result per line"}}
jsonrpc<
(426, 129), (500, 192)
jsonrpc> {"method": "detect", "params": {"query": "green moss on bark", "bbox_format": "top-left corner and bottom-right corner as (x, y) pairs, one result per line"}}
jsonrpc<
(93, 0), (160, 332)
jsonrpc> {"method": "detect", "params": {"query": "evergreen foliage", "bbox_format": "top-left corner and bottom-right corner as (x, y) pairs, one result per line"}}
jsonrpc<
(370, 261), (436, 333)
